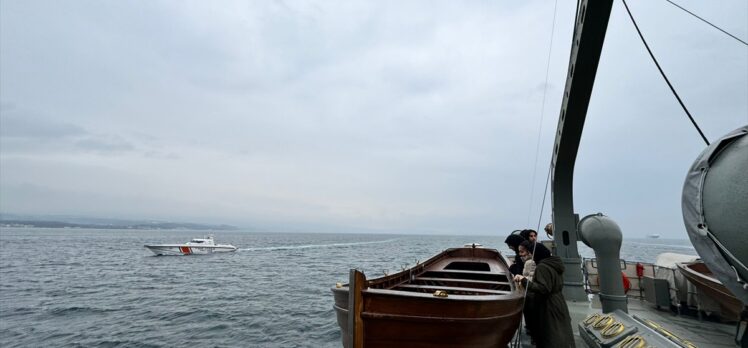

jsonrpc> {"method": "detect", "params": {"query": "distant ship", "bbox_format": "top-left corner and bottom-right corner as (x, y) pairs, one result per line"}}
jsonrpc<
(144, 235), (237, 255)
(647, 234), (661, 239)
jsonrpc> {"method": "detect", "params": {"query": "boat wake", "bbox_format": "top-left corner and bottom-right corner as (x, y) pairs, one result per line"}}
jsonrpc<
(626, 241), (696, 250)
(239, 238), (399, 252)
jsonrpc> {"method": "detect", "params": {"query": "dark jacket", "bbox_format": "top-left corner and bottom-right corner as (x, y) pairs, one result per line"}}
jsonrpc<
(525, 256), (575, 348)
(504, 234), (525, 275)
(520, 240), (552, 340)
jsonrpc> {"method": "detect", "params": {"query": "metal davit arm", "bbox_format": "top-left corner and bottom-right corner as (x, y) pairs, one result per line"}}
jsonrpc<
(551, 0), (614, 301)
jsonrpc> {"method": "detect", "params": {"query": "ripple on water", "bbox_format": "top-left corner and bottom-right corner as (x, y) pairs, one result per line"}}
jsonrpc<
(48, 306), (116, 316)
(0, 229), (696, 346)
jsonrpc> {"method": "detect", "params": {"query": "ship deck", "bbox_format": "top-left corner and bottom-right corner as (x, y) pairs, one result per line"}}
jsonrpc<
(514, 295), (737, 347)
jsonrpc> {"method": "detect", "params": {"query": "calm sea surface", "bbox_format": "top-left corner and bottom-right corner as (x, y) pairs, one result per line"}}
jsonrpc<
(0, 228), (696, 347)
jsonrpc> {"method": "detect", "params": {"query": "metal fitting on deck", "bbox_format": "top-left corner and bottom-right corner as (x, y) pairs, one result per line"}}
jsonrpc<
(578, 213), (628, 314)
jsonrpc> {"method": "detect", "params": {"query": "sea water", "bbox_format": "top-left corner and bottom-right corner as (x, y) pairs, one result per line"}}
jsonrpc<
(0, 228), (696, 347)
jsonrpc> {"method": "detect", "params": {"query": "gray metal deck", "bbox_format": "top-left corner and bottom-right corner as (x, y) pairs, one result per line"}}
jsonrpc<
(514, 295), (737, 347)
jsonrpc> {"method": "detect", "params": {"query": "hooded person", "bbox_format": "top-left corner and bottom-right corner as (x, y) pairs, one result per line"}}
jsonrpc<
(504, 234), (526, 276)
(531, 241), (551, 263)
(519, 229), (538, 243)
(515, 241), (552, 343)
(515, 247), (575, 348)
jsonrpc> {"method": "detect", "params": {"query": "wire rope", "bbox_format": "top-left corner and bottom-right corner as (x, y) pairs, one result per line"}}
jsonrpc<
(525, 0), (560, 228)
(664, 0), (747, 46)
(512, 1), (562, 346)
(622, 0), (711, 146)
(535, 162), (553, 233)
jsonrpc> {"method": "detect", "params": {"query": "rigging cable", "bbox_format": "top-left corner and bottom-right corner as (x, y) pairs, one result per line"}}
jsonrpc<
(513, 163), (552, 348)
(525, 0), (560, 227)
(518, 2), (739, 345)
(513, 2), (565, 347)
(622, 0), (711, 146)
(664, 0), (748, 46)
(535, 162), (553, 233)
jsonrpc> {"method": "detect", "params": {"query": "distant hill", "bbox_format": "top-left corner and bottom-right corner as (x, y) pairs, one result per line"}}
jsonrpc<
(0, 215), (238, 230)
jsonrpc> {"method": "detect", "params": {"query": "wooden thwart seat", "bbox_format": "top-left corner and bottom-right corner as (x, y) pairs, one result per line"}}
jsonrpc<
(430, 269), (502, 275)
(394, 284), (511, 295)
(415, 277), (510, 286)
(420, 269), (508, 282)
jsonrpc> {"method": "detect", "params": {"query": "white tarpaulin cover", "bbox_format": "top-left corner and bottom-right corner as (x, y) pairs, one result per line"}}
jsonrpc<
(654, 253), (699, 307)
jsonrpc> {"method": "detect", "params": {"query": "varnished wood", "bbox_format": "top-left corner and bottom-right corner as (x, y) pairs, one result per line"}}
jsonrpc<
(677, 261), (745, 321)
(347, 269), (366, 348)
(332, 247), (524, 347)
(414, 277), (509, 285)
(395, 284), (510, 294)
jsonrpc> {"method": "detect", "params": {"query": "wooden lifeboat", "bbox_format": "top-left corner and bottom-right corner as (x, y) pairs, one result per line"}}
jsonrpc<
(676, 261), (745, 321)
(331, 246), (524, 347)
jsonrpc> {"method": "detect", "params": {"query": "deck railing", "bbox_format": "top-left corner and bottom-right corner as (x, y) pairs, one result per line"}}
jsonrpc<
(581, 258), (684, 308)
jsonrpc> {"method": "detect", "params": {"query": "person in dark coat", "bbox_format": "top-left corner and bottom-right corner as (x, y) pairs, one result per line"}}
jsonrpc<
(504, 234), (525, 276)
(515, 241), (552, 343)
(519, 229), (538, 243)
(514, 249), (575, 348)
(530, 241), (551, 261)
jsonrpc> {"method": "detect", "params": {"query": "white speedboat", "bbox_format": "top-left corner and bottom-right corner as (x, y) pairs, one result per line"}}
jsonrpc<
(144, 235), (237, 255)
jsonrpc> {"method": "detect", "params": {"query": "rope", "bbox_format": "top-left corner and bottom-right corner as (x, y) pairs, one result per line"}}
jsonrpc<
(511, 226), (545, 348)
(536, 162), (553, 233)
(512, 163), (552, 348)
(621, 0), (710, 146)
(526, 0), (560, 228)
(514, 1), (736, 345)
(513, 1), (561, 346)
(664, 0), (748, 46)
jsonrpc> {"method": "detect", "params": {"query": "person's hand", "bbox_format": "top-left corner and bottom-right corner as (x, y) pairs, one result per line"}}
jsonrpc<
(513, 275), (525, 283)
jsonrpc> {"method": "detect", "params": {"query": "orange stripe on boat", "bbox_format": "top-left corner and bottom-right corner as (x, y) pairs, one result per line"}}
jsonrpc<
(180, 246), (191, 254)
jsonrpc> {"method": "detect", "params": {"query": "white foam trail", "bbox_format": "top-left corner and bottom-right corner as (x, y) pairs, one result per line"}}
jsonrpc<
(625, 241), (695, 249)
(239, 238), (399, 251)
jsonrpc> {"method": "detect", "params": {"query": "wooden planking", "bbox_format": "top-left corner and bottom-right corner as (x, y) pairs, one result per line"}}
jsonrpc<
(347, 269), (366, 348)
(331, 246), (525, 347)
(421, 269), (508, 282)
(426, 269), (502, 275)
(394, 284), (511, 295)
(415, 277), (510, 286)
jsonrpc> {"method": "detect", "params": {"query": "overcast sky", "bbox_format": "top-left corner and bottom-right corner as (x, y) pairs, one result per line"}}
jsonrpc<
(1, 0), (746, 237)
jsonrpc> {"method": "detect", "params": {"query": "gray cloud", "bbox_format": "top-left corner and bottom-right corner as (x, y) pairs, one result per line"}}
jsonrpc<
(74, 136), (135, 153)
(1, 0), (745, 236)
(1, 114), (86, 139)
(0, 107), (170, 157)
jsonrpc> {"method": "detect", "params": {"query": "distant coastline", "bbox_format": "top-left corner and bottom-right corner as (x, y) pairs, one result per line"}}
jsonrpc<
(0, 219), (238, 231)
